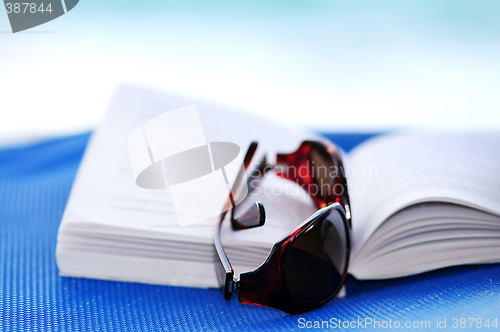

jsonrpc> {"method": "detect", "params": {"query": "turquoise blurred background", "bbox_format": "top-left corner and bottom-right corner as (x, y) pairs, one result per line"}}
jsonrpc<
(1, 0), (499, 141)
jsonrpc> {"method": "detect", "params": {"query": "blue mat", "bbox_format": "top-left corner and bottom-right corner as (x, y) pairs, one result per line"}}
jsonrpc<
(0, 132), (499, 331)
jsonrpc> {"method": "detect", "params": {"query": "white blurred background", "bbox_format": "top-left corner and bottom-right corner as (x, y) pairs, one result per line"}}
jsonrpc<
(1, 0), (499, 143)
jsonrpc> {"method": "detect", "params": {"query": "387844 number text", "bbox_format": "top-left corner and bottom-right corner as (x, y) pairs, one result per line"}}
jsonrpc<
(451, 317), (498, 329)
(5, 2), (53, 14)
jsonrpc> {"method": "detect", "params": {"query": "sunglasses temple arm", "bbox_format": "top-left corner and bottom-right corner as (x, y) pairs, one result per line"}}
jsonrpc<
(213, 141), (260, 300)
(214, 217), (236, 300)
(231, 153), (269, 230)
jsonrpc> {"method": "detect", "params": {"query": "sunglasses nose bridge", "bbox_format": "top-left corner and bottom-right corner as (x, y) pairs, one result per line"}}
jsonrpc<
(231, 201), (266, 230)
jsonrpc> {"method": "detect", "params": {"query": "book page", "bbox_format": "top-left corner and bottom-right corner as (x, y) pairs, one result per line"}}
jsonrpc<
(60, 84), (317, 243)
(346, 131), (500, 261)
(350, 202), (500, 279)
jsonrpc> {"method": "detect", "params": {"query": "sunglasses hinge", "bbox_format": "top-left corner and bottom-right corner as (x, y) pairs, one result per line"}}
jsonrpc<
(234, 278), (240, 292)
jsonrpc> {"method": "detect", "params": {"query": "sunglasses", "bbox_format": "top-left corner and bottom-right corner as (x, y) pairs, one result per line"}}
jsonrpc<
(213, 140), (351, 314)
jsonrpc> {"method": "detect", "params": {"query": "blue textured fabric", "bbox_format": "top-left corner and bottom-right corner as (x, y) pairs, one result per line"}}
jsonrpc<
(0, 132), (499, 331)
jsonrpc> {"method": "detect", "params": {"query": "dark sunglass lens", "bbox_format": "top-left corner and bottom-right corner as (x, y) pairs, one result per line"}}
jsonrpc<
(283, 208), (348, 305)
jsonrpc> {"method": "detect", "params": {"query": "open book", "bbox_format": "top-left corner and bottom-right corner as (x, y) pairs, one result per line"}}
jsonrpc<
(56, 84), (500, 287)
